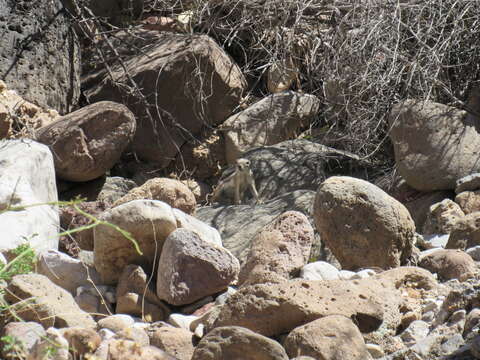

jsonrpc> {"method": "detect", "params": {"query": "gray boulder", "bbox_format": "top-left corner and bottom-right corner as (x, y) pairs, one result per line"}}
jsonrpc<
(0, 0), (80, 113)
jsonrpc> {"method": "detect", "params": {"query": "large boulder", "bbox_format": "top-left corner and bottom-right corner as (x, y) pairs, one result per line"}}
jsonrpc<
(314, 176), (415, 270)
(238, 139), (367, 201)
(197, 190), (317, 264)
(0, 0), (80, 114)
(239, 211), (314, 286)
(284, 315), (373, 360)
(389, 99), (480, 191)
(94, 200), (221, 284)
(191, 326), (288, 360)
(36, 101), (136, 182)
(157, 229), (239, 305)
(0, 140), (59, 252)
(221, 92), (321, 164)
(84, 30), (246, 167)
(5, 274), (96, 329)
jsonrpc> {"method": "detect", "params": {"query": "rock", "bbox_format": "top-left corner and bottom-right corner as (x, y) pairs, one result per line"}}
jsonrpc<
(447, 212), (480, 250)
(366, 343), (384, 359)
(191, 326), (288, 360)
(180, 179), (212, 203)
(421, 234), (450, 249)
(221, 92), (320, 164)
(5, 274), (96, 329)
(300, 261), (340, 281)
(29, 327), (70, 360)
(466, 246), (480, 261)
(97, 177), (138, 206)
(157, 229), (239, 305)
(215, 287), (237, 305)
(472, 335), (480, 359)
(60, 327), (102, 357)
(75, 285), (115, 317)
(1, 322), (45, 359)
(197, 190), (316, 264)
(403, 191), (453, 230)
(240, 139), (366, 201)
(422, 199), (465, 235)
(211, 267), (436, 337)
(115, 327), (150, 346)
(455, 190), (480, 214)
(113, 178), (196, 214)
(36, 101), (136, 182)
(0, 1), (80, 114)
(239, 211), (313, 286)
(0, 140), (59, 252)
(106, 339), (176, 360)
(314, 176), (415, 270)
(456, 173), (480, 193)
(389, 99), (480, 191)
(84, 31), (246, 166)
(149, 327), (195, 360)
(116, 264), (169, 322)
(94, 200), (177, 284)
(400, 320), (430, 345)
(419, 249), (476, 281)
(284, 315), (373, 360)
(0, 81), (59, 139)
(168, 313), (198, 330)
(464, 308), (480, 337)
(98, 314), (135, 333)
(59, 200), (107, 252)
(172, 208), (222, 247)
(37, 249), (101, 295)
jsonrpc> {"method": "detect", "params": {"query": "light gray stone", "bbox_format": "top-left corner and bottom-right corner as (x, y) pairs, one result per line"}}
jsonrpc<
(400, 320), (430, 345)
(300, 261), (339, 280)
(456, 173), (480, 194)
(466, 246), (480, 261)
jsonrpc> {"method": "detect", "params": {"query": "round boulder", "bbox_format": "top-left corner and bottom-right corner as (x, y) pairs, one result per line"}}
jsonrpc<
(419, 249), (476, 281)
(36, 101), (136, 182)
(314, 176), (415, 270)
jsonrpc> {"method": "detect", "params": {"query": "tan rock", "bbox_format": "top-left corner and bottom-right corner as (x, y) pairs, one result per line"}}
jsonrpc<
(113, 177), (196, 215)
(4, 274), (96, 329)
(404, 191), (452, 230)
(36, 101), (136, 182)
(284, 315), (373, 360)
(239, 211), (314, 286)
(447, 212), (480, 250)
(1, 322), (45, 358)
(419, 249), (476, 281)
(222, 92), (320, 164)
(97, 314), (134, 333)
(422, 199), (465, 235)
(94, 200), (177, 284)
(389, 99), (480, 191)
(455, 191), (480, 214)
(191, 326), (288, 360)
(156, 229), (239, 305)
(211, 267), (436, 337)
(314, 176), (415, 270)
(84, 30), (247, 167)
(116, 292), (169, 322)
(116, 264), (165, 307)
(115, 327), (150, 346)
(60, 327), (101, 357)
(181, 179), (212, 203)
(149, 327), (195, 360)
(107, 339), (176, 360)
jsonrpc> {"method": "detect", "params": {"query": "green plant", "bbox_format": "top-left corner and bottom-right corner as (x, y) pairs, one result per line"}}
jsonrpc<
(1, 334), (28, 359)
(0, 243), (36, 282)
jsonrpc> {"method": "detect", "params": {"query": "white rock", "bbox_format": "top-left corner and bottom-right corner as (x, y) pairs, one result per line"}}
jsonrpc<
(173, 208), (222, 247)
(97, 314), (135, 332)
(0, 140), (59, 252)
(300, 261), (340, 280)
(400, 320), (430, 345)
(98, 328), (116, 340)
(423, 234), (449, 248)
(352, 269), (376, 279)
(467, 246), (480, 261)
(168, 313), (198, 330)
(215, 287), (237, 305)
(339, 270), (356, 280)
(365, 343), (384, 358)
(37, 249), (101, 294)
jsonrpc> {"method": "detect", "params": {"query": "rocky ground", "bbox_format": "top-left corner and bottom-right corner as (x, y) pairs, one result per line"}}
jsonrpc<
(1, 1), (480, 359)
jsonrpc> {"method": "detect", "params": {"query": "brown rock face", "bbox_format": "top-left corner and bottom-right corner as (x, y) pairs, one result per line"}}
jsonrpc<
(210, 267), (436, 338)
(447, 212), (480, 250)
(239, 211), (314, 286)
(156, 229), (239, 305)
(149, 327), (195, 360)
(389, 99), (480, 191)
(84, 30), (246, 166)
(314, 176), (415, 270)
(4, 274), (96, 329)
(284, 315), (373, 360)
(113, 177), (197, 215)
(419, 249), (476, 281)
(191, 326), (288, 360)
(36, 101), (136, 182)
(455, 191), (480, 214)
